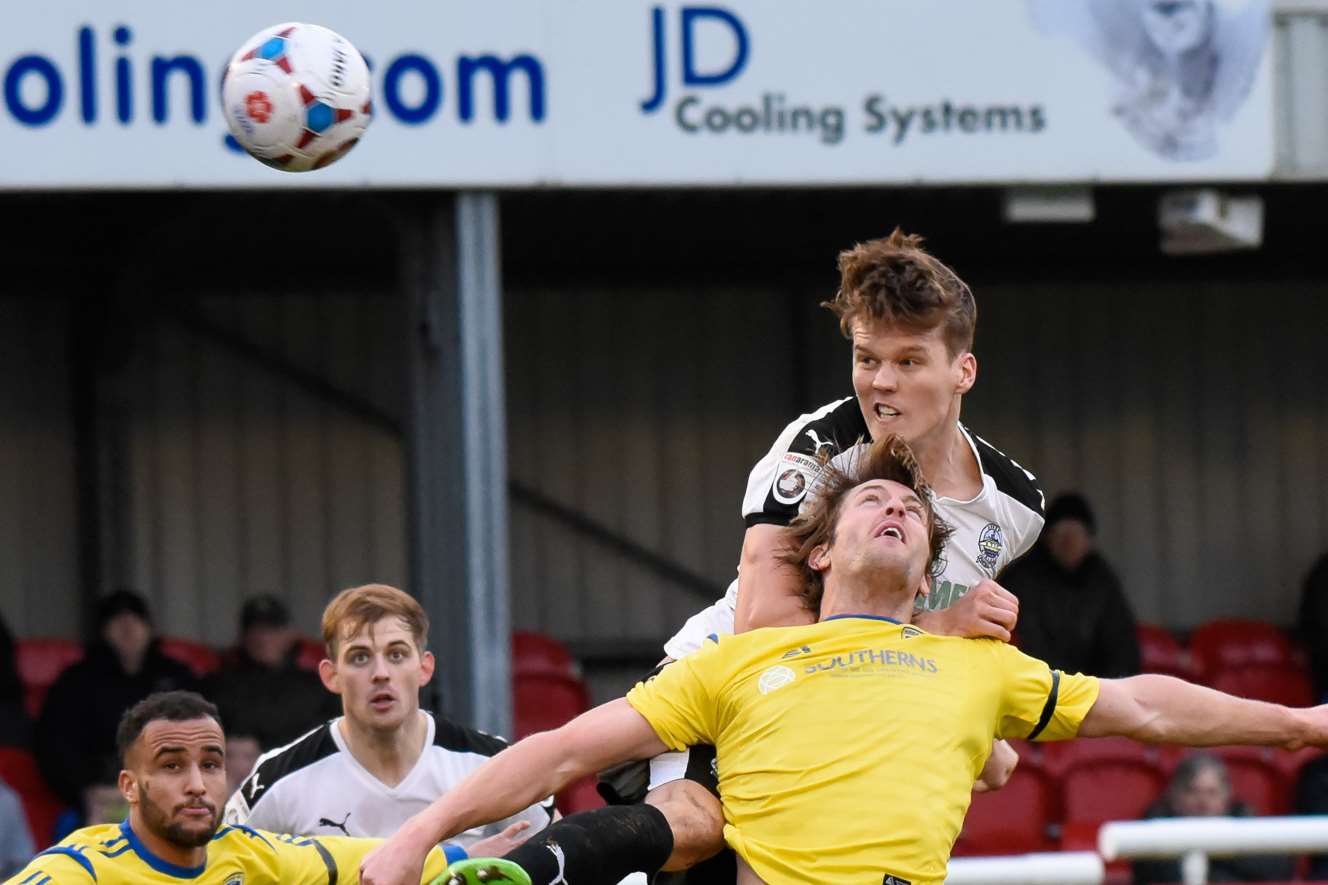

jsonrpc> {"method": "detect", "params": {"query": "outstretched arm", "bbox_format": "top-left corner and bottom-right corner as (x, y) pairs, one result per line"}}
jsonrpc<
(1079, 675), (1324, 747)
(360, 699), (668, 885)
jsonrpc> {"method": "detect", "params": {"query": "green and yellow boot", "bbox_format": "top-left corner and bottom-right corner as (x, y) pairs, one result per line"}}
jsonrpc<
(429, 857), (533, 885)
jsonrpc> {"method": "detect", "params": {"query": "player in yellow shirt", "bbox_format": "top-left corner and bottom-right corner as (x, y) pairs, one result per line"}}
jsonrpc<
(363, 434), (1328, 885)
(4, 691), (449, 885)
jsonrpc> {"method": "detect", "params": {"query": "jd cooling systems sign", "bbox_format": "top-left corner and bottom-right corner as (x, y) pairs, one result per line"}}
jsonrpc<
(0, 0), (1273, 187)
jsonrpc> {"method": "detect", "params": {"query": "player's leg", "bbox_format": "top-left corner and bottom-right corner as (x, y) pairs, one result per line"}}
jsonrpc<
(643, 749), (726, 872)
(463, 804), (675, 885)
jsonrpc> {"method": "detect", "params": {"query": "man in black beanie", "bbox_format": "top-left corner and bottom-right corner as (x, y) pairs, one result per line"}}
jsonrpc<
(34, 589), (197, 807)
(1001, 492), (1142, 677)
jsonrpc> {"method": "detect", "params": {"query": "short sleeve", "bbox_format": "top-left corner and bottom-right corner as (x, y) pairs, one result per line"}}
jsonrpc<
(625, 645), (725, 750)
(268, 832), (447, 884)
(991, 644), (1100, 741)
(741, 398), (860, 527)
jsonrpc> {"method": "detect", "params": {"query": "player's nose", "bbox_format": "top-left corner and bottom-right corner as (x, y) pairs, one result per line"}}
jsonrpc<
(872, 364), (898, 391)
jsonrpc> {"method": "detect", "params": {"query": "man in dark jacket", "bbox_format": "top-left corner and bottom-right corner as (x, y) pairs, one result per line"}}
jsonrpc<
(34, 589), (197, 805)
(205, 594), (337, 751)
(0, 610), (28, 747)
(1001, 492), (1141, 677)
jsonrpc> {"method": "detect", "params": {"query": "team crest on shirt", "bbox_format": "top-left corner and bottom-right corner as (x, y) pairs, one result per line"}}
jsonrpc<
(758, 665), (796, 694)
(772, 452), (819, 505)
(781, 645), (812, 659)
(977, 522), (1004, 575)
(901, 626), (923, 640)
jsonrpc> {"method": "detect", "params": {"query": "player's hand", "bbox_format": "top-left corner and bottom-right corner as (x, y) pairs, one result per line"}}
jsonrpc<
(973, 739), (1019, 793)
(924, 579), (1019, 641)
(468, 820), (532, 858)
(360, 824), (431, 885)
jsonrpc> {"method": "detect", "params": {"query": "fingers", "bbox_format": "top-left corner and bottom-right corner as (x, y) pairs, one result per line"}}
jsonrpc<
(503, 821), (531, 837)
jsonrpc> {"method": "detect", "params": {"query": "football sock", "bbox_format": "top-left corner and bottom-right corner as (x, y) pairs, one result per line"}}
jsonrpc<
(504, 803), (674, 885)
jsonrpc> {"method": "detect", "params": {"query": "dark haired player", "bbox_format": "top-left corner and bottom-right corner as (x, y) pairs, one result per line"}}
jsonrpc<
(4, 691), (451, 884)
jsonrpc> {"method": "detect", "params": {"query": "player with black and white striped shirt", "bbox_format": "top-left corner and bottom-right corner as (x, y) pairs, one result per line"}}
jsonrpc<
(224, 584), (551, 866)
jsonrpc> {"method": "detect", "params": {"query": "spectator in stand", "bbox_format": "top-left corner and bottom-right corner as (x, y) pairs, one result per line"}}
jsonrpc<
(1134, 754), (1293, 885)
(0, 778), (34, 876)
(34, 589), (197, 807)
(0, 609), (29, 747)
(205, 593), (338, 751)
(226, 730), (263, 799)
(1297, 553), (1328, 702)
(1002, 492), (1141, 677)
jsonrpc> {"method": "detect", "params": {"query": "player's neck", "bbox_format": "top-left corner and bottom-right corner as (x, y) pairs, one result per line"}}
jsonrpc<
(129, 813), (206, 869)
(818, 579), (914, 623)
(912, 413), (979, 500)
(338, 710), (429, 788)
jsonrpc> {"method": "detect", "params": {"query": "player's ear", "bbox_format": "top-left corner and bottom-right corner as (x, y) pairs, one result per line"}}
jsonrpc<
(118, 768), (137, 805)
(808, 542), (831, 574)
(418, 649), (436, 684)
(318, 657), (341, 694)
(954, 352), (977, 395)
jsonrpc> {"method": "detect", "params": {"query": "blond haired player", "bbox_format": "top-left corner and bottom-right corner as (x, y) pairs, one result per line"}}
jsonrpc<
(225, 584), (550, 863)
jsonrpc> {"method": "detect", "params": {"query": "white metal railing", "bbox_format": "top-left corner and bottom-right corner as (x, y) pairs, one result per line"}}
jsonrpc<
(1100, 816), (1328, 885)
(945, 816), (1328, 885)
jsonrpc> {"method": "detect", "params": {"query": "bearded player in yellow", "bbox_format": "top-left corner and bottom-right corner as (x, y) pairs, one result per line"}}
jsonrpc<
(363, 434), (1328, 885)
(4, 691), (449, 885)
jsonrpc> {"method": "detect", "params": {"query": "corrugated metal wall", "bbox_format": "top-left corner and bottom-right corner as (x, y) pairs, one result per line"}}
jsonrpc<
(0, 299), (79, 638)
(2, 277), (1324, 645)
(104, 292), (408, 646)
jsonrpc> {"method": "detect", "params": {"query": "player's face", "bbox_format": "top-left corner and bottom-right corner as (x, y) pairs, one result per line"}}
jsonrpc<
(121, 717), (226, 849)
(850, 320), (975, 450)
(815, 478), (932, 592)
(323, 617), (436, 733)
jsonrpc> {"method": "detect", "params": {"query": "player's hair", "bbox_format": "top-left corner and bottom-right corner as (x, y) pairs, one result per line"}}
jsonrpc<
(321, 583), (429, 659)
(823, 228), (976, 357)
(781, 434), (953, 614)
(116, 691), (222, 763)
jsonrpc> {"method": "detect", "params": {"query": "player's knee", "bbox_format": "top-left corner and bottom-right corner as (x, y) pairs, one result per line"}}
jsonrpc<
(646, 779), (725, 870)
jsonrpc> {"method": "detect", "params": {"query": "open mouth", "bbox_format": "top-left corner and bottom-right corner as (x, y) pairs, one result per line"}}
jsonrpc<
(874, 523), (906, 543)
(874, 404), (900, 420)
(370, 691), (395, 710)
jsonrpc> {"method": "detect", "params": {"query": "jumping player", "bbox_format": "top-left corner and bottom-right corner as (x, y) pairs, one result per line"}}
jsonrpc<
(3, 691), (451, 884)
(224, 584), (550, 861)
(615, 229), (1043, 880)
(364, 435), (1328, 885)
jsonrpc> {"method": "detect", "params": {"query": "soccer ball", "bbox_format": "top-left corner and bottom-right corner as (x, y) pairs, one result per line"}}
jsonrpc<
(222, 23), (372, 172)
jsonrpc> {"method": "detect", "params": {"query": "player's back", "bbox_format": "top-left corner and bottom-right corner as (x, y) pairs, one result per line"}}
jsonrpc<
(3, 819), (447, 884)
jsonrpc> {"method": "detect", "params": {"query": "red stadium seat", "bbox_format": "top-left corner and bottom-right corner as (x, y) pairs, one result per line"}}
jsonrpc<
(1137, 623), (1195, 679)
(157, 637), (221, 677)
(1209, 663), (1315, 708)
(1040, 736), (1164, 779)
(557, 776), (606, 815)
(1190, 620), (1296, 681)
(513, 631), (581, 679)
(1198, 747), (1292, 815)
(0, 747), (65, 849)
(954, 766), (1060, 856)
(1060, 757), (1167, 826)
(513, 673), (591, 740)
(296, 638), (326, 672)
(15, 638), (82, 718)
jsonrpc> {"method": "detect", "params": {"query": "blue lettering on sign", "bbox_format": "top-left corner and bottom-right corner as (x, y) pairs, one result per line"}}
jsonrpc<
(4, 56), (63, 126)
(642, 5), (750, 114)
(384, 53), (442, 124)
(0, 24), (549, 146)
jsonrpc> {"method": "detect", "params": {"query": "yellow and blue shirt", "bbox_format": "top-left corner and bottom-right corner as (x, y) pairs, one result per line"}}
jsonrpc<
(4, 818), (447, 884)
(627, 614), (1100, 885)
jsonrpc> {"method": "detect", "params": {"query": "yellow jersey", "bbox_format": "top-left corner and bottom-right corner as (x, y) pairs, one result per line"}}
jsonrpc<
(3, 819), (448, 884)
(626, 614), (1100, 885)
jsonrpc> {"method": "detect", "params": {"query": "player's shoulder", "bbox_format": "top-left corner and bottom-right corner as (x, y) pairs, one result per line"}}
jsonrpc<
(431, 713), (510, 758)
(772, 395), (867, 457)
(963, 425), (1045, 517)
(238, 720), (340, 807)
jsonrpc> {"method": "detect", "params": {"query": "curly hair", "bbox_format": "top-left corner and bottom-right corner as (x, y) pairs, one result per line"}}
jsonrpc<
(779, 434), (953, 614)
(823, 228), (976, 358)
